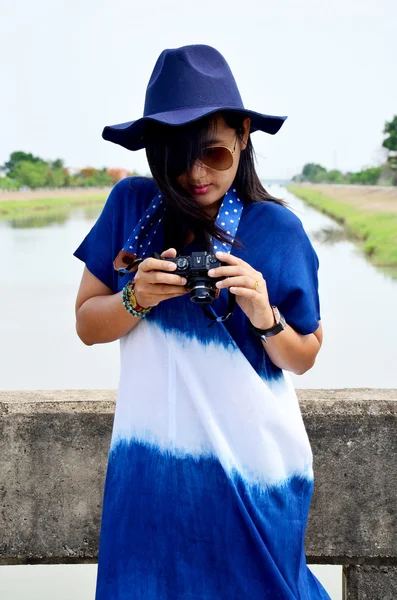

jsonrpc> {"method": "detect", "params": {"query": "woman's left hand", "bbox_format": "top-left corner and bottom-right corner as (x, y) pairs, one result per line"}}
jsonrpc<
(208, 251), (275, 330)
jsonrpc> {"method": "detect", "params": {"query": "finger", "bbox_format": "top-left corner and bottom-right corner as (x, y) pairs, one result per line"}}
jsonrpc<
(147, 271), (187, 286)
(229, 287), (261, 300)
(161, 288), (190, 297)
(208, 265), (248, 278)
(161, 248), (177, 259)
(148, 284), (189, 296)
(140, 256), (177, 273)
(216, 275), (259, 290)
(215, 251), (244, 266)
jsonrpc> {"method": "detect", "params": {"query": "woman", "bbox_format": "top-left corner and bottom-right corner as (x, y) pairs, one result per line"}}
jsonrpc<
(74, 44), (329, 600)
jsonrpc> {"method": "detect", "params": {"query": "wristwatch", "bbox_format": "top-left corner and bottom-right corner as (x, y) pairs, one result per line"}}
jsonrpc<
(250, 306), (286, 343)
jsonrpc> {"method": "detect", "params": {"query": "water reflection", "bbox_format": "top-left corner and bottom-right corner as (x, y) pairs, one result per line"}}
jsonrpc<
(377, 265), (397, 280)
(309, 225), (397, 279)
(8, 213), (70, 229)
(311, 226), (354, 245)
(82, 205), (104, 220)
(5, 205), (103, 229)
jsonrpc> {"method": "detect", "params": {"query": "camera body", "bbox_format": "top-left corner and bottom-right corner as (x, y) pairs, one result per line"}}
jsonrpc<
(166, 251), (226, 304)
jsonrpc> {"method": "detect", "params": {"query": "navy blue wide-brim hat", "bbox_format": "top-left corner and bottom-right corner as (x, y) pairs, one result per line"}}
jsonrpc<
(102, 45), (287, 151)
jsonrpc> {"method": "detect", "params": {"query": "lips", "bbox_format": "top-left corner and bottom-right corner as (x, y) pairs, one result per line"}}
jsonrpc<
(191, 184), (210, 195)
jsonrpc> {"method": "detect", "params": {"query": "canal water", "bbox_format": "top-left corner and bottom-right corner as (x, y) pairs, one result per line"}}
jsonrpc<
(1, 185), (396, 599)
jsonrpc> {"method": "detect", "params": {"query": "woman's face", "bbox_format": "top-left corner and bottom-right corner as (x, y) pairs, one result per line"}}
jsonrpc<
(177, 114), (250, 215)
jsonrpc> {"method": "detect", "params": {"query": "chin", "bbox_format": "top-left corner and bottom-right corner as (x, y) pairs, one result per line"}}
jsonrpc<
(194, 194), (217, 205)
(192, 188), (222, 204)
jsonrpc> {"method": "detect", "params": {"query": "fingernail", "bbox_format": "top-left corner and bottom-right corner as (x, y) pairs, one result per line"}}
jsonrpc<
(215, 281), (222, 288)
(208, 269), (215, 276)
(181, 278), (187, 284)
(167, 263), (176, 270)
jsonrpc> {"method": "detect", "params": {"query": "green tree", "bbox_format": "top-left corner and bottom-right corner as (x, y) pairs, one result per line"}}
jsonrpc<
(11, 161), (48, 188)
(383, 116), (397, 153)
(302, 163), (328, 183)
(383, 116), (397, 184)
(0, 176), (21, 190)
(44, 164), (71, 187)
(347, 167), (382, 185)
(325, 169), (345, 184)
(73, 166), (113, 187)
(2, 151), (45, 178)
(51, 158), (64, 170)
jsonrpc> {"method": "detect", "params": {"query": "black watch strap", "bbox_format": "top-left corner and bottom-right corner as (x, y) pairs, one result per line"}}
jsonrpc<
(250, 306), (286, 343)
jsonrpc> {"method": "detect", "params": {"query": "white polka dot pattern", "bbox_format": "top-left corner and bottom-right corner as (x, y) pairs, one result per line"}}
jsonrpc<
(122, 194), (166, 260)
(214, 187), (243, 254)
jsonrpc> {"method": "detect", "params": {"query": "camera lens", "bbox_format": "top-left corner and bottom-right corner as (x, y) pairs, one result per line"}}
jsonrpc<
(189, 282), (217, 304)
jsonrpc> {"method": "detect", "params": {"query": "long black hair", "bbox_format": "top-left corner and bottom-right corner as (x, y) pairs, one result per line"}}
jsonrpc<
(144, 111), (285, 252)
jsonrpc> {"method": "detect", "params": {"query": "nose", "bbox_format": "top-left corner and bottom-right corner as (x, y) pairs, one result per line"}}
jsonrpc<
(188, 159), (207, 180)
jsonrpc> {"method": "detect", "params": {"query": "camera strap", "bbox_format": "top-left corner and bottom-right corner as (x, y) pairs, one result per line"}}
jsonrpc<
(201, 291), (237, 325)
(201, 187), (243, 324)
(113, 191), (166, 274)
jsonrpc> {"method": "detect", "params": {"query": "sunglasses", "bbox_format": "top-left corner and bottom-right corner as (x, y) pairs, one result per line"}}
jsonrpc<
(168, 136), (238, 177)
(198, 136), (238, 171)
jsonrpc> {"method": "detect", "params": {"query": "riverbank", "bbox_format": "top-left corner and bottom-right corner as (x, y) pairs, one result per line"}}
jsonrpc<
(0, 188), (110, 221)
(287, 184), (397, 267)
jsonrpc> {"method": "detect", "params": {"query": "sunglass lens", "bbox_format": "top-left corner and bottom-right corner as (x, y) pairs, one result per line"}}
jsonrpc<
(202, 147), (233, 171)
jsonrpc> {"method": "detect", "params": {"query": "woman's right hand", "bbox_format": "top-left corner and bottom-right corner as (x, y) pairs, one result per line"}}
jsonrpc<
(133, 248), (189, 308)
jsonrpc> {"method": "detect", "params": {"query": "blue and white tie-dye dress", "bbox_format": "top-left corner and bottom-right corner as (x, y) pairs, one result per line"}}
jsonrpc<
(74, 177), (330, 600)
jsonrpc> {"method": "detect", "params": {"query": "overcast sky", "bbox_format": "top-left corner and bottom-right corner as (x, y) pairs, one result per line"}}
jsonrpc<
(1, 0), (395, 179)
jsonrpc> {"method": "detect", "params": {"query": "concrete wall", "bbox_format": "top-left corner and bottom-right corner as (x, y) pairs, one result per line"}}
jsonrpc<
(1, 389), (396, 598)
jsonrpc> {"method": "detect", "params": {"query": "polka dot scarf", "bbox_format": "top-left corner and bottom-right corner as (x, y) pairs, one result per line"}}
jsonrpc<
(114, 187), (244, 274)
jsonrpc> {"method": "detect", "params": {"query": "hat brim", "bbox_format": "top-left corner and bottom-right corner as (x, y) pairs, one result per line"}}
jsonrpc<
(102, 107), (287, 151)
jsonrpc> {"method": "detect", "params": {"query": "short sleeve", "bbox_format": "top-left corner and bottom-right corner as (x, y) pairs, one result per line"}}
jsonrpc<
(74, 177), (160, 292)
(277, 219), (321, 336)
(73, 183), (120, 291)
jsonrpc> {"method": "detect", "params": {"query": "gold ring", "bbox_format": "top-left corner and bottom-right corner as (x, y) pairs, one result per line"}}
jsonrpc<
(252, 280), (259, 291)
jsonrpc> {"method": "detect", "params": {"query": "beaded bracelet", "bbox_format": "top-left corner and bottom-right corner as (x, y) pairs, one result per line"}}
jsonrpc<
(122, 280), (152, 318)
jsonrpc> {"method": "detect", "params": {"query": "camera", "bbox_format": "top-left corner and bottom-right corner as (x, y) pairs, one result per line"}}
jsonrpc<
(165, 251), (226, 304)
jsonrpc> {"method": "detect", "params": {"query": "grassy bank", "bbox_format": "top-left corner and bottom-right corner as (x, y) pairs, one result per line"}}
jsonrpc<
(287, 185), (397, 267)
(0, 193), (108, 221)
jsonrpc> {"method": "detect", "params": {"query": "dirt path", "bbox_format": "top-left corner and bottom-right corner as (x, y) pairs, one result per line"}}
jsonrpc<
(307, 185), (397, 215)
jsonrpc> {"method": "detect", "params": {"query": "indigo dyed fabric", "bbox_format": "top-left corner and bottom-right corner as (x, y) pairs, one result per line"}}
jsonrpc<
(74, 177), (330, 600)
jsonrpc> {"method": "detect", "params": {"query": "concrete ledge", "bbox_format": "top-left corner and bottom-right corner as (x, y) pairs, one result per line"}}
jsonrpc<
(343, 566), (397, 599)
(0, 389), (396, 566)
(301, 389), (397, 564)
(0, 390), (115, 564)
